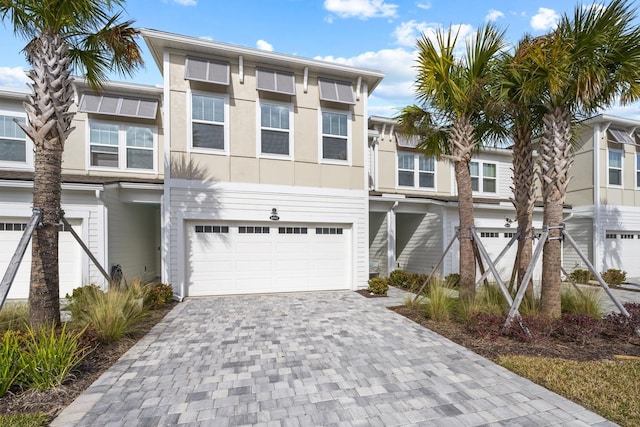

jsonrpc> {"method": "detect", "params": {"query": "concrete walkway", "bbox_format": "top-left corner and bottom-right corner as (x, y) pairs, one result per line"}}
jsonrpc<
(52, 288), (616, 426)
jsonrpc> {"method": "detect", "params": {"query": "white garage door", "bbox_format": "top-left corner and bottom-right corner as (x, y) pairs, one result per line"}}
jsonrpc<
(476, 229), (542, 282)
(187, 222), (351, 296)
(0, 218), (83, 299)
(604, 231), (640, 276)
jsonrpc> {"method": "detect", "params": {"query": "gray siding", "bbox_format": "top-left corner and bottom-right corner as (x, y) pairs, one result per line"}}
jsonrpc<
(563, 218), (593, 272)
(104, 187), (160, 282)
(396, 211), (443, 275)
(369, 212), (387, 277)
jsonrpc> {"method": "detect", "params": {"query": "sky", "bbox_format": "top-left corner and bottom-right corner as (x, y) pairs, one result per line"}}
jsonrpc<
(0, 0), (638, 119)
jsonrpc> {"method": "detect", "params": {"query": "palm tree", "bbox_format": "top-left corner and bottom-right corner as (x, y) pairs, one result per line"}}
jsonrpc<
(517, 0), (640, 318)
(496, 36), (545, 302)
(397, 23), (506, 301)
(0, 0), (143, 325)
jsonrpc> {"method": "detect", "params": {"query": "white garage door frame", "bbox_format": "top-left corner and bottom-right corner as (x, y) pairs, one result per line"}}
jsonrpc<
(0, 205), (91, 297)
(175, 211), (359, 299)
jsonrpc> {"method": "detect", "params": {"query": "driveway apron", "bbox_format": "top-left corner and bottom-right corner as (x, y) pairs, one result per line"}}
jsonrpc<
(52, 290), (616, 426)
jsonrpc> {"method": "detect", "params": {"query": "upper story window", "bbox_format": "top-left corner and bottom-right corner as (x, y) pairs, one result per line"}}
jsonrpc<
(470, 161), (497, 193)
(0, 114), (30, 168)
(608, 150), (623, 186)
(397, 152), (435, 189)
(89, 120), (156, 171)
(191, 93), (228, 153)
(321, 109), (350, 162)
(259, 101), (292, 157)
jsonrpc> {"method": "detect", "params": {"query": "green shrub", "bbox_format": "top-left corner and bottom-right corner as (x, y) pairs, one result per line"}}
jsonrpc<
(601, 269), (626, 287)
(404, 295), (428, 311)
(561, 286), (602, 318)
(569, 269), (593, 284)
(144, 283), (174, 308)
(69, 285), (148, 343)
(0, 413), (49, 427)
(19, 323), (88, 391)
(0, 330), (22, 397)
(388, 269), (408, 288)
(0, 302), (28, 333)
(444, 273), (460, 289)
(367, 277), (389, 295)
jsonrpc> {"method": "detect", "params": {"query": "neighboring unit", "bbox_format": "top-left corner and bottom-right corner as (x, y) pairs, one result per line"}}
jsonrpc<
(0, 81), (164, 299)
(367, 116), (544, 281)
(564, 115), (640, 279)
(141, 29), (384, 298)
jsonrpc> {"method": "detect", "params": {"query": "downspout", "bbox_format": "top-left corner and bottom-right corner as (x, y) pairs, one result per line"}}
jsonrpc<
(593, 124), (601, 272)
(95, 188), (108, 288)
(387, 201), (398, 274)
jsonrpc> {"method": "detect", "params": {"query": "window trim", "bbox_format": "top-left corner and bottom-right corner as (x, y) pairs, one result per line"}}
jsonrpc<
(0, 111), (33, 170)
(608, 148), (623, 187)
(86, 118), (157, 173)
(188, 89), (230, 156)
(396, 151), (436, 189)
(470, 160), (498, 194)
(318, 107), (351, 165)
(256, 98), (294, 160)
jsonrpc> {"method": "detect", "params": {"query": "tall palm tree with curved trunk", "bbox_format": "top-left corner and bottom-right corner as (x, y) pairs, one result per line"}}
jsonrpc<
(0, 0), (143, 325)
(397, 23), (506, 302)
(517, 0), (640, 318)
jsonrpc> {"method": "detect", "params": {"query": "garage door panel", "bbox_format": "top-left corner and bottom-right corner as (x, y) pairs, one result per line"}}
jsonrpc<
(1, 218), (83, 299)
(187, 222), (350, 296)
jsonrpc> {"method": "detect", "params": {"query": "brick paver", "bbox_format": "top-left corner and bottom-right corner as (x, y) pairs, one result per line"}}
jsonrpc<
(52, 288), (617, 426)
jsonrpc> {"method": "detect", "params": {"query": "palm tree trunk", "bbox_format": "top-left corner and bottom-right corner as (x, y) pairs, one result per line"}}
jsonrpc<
(511, 124), (535, 301)
(20, 31), (75, 326)
(539, 106), (573, 318)
(451, 117), (476, 302)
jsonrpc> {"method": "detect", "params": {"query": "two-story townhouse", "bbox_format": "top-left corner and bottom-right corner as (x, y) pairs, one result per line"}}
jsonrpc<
(141, 29), (384, 298)
(564, 114), (640, 279)
(368, 116), (545, 281)
(0, 81), (164, 299)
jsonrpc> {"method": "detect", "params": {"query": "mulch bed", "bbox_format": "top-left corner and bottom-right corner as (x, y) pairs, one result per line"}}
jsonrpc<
(355, 289), (388, 298)
(390, 305), (640, 361)
(0, 302), (176, 420)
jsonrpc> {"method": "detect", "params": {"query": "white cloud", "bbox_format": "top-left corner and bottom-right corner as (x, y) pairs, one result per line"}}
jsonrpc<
(323, 0), (398, 19)
(486, 9), (505, 22)
(0, 66), (28, 87)
(530, 7), (559, 31)
(173, 0), (196, 5)
(416, 1), (431, 10)
(316, 48), (417, 115)
(256, 40), (274, 51)
(393, 20), (437, 47)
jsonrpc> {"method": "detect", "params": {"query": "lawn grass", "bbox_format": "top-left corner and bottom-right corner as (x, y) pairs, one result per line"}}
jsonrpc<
(0, 413), (49, 427)
(496, 355), (640, 426)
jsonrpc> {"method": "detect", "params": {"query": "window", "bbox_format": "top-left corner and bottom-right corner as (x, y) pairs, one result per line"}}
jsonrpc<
(620, 234), (635, 239)
(0, 114), (27, 164)
(605, 233), (617, 239)
(259, 102), (292, 156)
(397, 152), (435, 188)
(194, 225), (229, 233)
(321, 110), (349, 161)
(609, 150), (622, 186)
(279, 227), (308, 234)
(480, 232), (499, 238)
(89, 121), (156, 171)
(239, 226), (270, 234)
(191, 93), (227, 151)
(470, 161), (497, 193)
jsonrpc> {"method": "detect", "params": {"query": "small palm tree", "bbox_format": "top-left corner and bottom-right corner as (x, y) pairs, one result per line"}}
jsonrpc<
(397, 23), (507, 301)
(518, 0), (640, 318)
(0, 0), (143, 325)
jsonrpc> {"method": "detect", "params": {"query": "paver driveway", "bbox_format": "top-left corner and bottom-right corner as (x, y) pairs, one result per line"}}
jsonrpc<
(52, 289), (615, 426)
